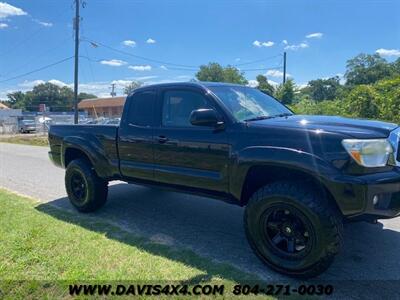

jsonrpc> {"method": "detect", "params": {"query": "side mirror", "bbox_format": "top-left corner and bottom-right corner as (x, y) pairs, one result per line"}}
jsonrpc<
(190, 108), (222, 127)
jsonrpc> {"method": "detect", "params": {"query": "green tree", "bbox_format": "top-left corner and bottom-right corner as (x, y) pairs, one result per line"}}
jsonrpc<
(344, 85), (379, 119)
(345, 53), (393, 85)
(307, 76), (342, 101)
(222, 66), (248, 84)
(26, 83), (74, 112)
(195, 62), (247, 84)
(7, 91), (28, 109)
(123, 81), (143, 95)
(78, 92), (97, 101)
(256, 74), (275, 96)
(275, 79), (295, 105)
(196, 63), (224, 82)
(375, 76), (400, 123)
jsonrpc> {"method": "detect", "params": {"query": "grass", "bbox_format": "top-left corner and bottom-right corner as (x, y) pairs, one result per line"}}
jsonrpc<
(0, 135), (48, 147)
(0, 189), (270, 299)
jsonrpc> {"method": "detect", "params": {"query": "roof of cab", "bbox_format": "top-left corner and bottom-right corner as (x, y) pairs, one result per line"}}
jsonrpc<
(131, 81), (247, 94)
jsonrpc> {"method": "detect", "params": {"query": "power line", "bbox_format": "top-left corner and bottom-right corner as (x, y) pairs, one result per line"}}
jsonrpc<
(233, 54), (282, 67)
(0, 8), (72, 58)
(81, 37), (200, 69)
(1, 36), (73, 78)
(239, 65), (283, 72)
(0, 57), (74, 84)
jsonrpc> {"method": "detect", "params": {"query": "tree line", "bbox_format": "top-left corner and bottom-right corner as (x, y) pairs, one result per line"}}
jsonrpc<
(195, 53), (400, 124)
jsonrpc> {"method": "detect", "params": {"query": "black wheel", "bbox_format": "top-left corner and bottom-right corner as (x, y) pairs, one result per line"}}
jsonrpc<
(244, 181), (342, 278)
(65, 159), (108, 212)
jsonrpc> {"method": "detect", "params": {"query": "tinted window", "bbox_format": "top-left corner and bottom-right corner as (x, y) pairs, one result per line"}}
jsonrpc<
(162, 90), (210, 127)
(127, 91), (155, 126)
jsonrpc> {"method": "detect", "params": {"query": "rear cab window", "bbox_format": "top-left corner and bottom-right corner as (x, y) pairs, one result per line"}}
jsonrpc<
(126, 90), (156, 127)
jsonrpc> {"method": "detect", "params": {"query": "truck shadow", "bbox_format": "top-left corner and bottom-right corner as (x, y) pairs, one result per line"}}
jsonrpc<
(35, 182), (400, 285)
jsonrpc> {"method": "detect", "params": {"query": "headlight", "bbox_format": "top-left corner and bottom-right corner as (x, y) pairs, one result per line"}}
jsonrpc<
(342, 139), (393, 167)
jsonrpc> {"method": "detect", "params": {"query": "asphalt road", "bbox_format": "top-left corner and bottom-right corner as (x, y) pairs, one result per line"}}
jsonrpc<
(1, 142), (400, 297)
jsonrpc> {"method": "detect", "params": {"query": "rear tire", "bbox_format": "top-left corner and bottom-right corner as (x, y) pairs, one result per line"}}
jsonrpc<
(65, 159), (108, 212)
(244, 181), (342, 278)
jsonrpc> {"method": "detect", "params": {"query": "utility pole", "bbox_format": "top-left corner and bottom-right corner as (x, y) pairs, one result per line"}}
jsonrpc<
(283, 51), (287, 84)
(110, 83), (116, 97)
(73, 0), (80, 124)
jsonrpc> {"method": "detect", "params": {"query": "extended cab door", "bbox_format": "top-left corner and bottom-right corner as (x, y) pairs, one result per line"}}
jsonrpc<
(118, 89), (156, 180)
(153, 87), (230, 193)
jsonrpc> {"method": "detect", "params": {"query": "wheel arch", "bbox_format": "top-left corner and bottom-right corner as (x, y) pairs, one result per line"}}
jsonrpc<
(232, 146), (342, 214)
(61, 136), (113, 179)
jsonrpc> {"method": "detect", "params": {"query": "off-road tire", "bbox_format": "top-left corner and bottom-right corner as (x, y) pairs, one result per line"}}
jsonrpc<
(244, 181), (343, 278)
(65, 158), (108, 212)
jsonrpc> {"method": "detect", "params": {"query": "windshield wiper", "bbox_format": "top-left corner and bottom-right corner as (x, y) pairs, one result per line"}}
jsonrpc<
(244, 113), (293, 122)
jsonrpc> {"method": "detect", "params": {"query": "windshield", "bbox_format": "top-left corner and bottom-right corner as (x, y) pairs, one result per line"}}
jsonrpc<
(22, 120), (35, 124)
(208, 86), (292, 122)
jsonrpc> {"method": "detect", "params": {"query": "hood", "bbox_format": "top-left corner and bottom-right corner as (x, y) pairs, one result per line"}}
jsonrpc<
(248, 115), (398, 139)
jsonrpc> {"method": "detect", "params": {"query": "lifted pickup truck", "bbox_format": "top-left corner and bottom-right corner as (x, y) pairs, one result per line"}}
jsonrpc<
(48, 82), (400, 278)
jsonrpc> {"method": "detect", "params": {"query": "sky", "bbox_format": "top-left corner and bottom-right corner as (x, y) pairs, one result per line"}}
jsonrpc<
(0, 0), (399, 99)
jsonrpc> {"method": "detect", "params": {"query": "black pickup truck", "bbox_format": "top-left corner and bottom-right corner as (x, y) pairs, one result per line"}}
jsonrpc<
(48, 82), (400, 278)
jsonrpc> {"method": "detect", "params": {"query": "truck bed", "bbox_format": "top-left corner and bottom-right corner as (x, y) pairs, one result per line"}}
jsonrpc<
(48, 124), (120, 178)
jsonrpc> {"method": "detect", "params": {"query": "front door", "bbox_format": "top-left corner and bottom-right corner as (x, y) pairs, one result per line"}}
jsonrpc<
(153, 88), (230, 193)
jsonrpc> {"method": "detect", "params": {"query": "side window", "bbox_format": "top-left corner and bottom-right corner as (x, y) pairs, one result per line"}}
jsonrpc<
(127, 91), (155, 126)
(162, 90), (211, 127)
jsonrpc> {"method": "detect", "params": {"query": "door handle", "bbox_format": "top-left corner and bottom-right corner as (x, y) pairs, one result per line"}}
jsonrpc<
(158, 136), (169, 143)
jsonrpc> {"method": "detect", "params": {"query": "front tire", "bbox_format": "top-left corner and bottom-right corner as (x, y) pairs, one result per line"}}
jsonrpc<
(65, 159), (108, 212)
(244, 181), (342, 278)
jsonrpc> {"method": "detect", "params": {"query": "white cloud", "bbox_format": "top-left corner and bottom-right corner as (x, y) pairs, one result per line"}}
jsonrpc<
(111, 80), (132, 86)
(268, 79), (279, 86)
(160, 65), (168, 70)
(0, 22), (7, 28)
(19, 80), (45, 88)
(253, 40), (274, 47)
(248, 79), (279, 88)
(18, 79), (67, 88)
(146, 38), (156, 44)
(376, 48), (400, 57)
(297, 83), (308, 89)
(282, 39), (288, 45)
(35, 20), (53, 27)
(284, 42), (309, 51)
(266, 69), (291, 78)
(247, 80), (258, 88)
(48, 79), (67, 87)
(0, 2), (27, 19)
(305, 32), (323, 39)
(122, 40), (136, 47)
(128, 65), (152, 71)
(100, 59), (127, 67)
(235, 58), (241, 62)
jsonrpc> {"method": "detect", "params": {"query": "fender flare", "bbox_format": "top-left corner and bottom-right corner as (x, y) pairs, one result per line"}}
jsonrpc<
(230, 146), (340, 202)
(61, 136), (114, 178)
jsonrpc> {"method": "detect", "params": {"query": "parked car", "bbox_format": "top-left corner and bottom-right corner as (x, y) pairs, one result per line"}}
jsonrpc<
(103, 118), (121, 125)
(19, 119), (36, 133)
(48, 82), (400, 278)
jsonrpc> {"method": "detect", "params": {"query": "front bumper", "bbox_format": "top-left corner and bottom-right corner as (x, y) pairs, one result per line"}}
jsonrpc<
(325, 168), (400, 219)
